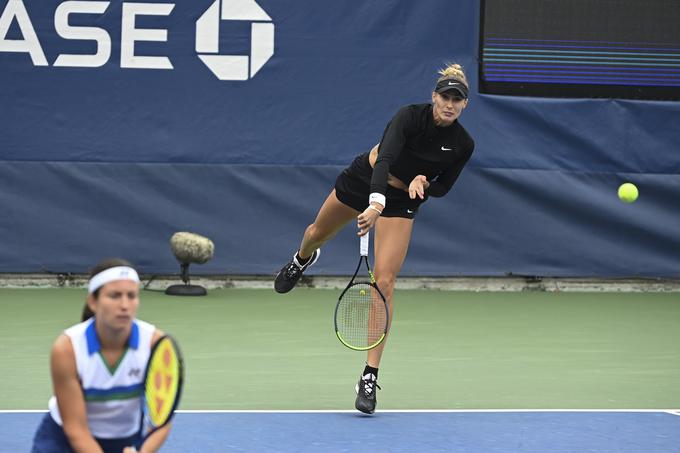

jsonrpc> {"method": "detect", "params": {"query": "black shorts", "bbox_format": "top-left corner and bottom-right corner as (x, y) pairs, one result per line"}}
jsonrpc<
(334, 154), (424, 219)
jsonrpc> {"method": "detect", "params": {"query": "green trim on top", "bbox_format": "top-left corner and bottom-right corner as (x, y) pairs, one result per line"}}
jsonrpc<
(99, 348), (129, 375)
(84, 389), (143, 402)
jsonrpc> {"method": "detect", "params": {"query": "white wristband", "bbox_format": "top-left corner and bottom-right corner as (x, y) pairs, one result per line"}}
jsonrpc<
(369, 192), (386, 209)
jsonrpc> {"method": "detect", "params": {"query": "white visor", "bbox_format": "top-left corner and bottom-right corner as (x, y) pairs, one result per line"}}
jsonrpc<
(88, 266), (140, 294)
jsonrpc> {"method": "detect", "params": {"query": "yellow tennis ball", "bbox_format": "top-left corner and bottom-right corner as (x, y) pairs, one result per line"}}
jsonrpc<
(359, 289), (366, 296)
(618, 182), (638, 203)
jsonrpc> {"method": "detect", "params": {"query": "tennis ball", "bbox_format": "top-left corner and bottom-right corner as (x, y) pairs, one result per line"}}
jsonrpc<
(618, 182), (638, 203)
(359, 289), (366, 296)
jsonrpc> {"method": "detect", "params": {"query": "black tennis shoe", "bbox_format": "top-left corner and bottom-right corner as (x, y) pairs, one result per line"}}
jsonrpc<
(274, 249), (320, 293)
(355, 372), (380, 414)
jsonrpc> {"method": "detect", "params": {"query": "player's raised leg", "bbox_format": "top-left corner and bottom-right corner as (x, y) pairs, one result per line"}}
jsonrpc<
(275, 190), (358, 293)
(355, 216), (413, 414)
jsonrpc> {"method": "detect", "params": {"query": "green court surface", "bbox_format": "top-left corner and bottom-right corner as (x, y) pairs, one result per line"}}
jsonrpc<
(1, 288), (678, 410)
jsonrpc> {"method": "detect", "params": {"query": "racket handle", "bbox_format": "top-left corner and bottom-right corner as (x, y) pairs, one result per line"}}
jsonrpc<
(360, 232), (369, 257)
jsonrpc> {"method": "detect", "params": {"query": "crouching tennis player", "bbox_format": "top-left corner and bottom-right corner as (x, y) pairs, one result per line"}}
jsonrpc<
(32, 259), (171, 452)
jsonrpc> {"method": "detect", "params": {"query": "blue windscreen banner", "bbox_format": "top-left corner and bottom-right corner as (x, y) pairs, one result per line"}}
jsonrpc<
(1, 0), (679, 277)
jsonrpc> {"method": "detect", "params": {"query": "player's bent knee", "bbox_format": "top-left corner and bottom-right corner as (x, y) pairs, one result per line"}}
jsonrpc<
(305, 224), (322, 242)
(376, 277), (396, 296)
(306, 224), (336, 245)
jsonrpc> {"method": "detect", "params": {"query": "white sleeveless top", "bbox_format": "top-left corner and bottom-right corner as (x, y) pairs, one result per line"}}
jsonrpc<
(48, 318), (155, 438)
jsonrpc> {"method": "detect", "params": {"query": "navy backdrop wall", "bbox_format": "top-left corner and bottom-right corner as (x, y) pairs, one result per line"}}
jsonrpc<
(1, 0), (678, 276)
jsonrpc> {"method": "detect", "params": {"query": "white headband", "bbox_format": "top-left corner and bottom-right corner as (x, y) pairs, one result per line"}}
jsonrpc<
(88, 266), (140, 294)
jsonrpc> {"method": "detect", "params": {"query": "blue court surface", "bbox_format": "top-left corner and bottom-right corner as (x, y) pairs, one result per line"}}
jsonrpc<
(3, 410), (680, 452)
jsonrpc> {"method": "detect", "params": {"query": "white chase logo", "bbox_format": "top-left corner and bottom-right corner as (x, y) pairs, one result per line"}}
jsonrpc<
(196, 0), (273, 80)
(0, 0), (274, 80)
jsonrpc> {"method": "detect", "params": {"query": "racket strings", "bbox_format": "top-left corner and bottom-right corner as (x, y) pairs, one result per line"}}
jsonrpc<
(336, 283), (387, 348)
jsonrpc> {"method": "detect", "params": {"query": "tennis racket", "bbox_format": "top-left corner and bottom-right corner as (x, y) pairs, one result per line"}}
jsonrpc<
(334, 232), (389, 351)
(140, 335), (184, 442)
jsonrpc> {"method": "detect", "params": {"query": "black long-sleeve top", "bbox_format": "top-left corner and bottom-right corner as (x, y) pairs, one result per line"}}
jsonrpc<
(370, 103), (475, 198)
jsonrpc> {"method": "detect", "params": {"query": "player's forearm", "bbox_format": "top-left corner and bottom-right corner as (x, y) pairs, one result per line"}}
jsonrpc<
(63, 426), (104, 453)
(369, 159), (390, 199)
(140, 423), (171, 453)
(426, 159), (469, 197)
(426, 180), (450, 197)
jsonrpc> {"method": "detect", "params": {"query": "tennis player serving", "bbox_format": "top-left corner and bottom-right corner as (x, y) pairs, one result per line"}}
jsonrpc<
(32, 258), (173, 453)
(275, 63), (475, 414)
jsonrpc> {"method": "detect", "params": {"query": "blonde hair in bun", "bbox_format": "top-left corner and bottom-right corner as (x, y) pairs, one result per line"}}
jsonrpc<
(437, 63), (469, 88)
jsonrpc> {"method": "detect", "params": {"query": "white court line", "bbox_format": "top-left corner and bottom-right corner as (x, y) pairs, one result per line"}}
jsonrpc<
(0, 410), (47, 413)
(3, 409), (680, 414)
